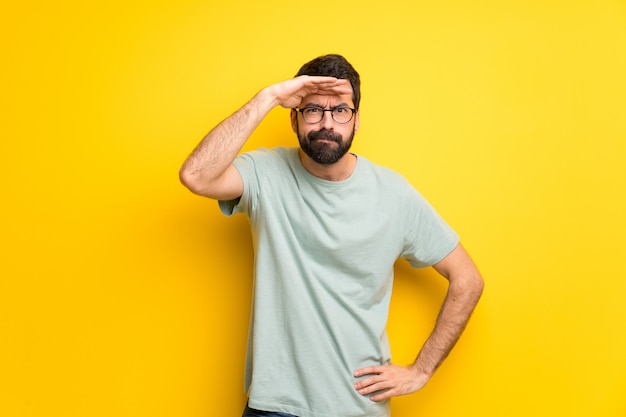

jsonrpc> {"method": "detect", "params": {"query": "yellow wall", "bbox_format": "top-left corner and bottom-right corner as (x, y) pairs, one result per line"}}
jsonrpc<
(2, 1), (625, 416)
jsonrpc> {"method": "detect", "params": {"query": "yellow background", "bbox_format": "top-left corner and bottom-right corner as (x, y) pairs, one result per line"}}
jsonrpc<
(2, 0), (625, 416)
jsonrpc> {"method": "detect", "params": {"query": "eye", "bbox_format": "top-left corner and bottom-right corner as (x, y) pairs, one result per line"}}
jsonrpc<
(305, 108), (321, 114)
(335, 108), (346, 113)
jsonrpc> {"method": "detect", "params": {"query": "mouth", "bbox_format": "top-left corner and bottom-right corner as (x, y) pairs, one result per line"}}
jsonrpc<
(308, 130), (341, 144)
(311, 138), (340, 148)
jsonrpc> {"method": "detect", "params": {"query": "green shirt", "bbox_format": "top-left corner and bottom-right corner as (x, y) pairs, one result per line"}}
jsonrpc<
(220, 147), (459, 417)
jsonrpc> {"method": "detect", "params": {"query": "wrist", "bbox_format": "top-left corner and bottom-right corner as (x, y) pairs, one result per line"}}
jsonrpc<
(407, 362), (433, 391)
(409, 361), (435, 379)
(257, 85), (282, 109)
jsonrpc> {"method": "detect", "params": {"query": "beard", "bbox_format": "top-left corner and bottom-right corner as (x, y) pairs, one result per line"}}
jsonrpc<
(298, 126), (355, 165)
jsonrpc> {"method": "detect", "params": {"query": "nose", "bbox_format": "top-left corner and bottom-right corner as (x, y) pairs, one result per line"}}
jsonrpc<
(320, 110), (334, 129)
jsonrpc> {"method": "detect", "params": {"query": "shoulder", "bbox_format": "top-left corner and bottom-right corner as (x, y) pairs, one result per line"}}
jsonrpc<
(356, 155), (435, 211)
(356, 154), (413, 188)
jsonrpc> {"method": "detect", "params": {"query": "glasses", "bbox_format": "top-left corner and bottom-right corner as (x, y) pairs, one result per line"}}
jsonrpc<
(295, 106), (356, 124)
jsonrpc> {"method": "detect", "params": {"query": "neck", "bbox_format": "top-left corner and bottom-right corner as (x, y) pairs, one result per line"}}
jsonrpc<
(299, 150), (357, 181)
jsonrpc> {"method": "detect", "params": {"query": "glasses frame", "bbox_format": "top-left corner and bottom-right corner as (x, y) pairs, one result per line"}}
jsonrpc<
(294, 106), (356, 124)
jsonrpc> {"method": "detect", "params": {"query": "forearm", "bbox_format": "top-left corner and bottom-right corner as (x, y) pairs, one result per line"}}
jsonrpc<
(180, 76), (350, 197)
(352, 274), (483, 402)
(179, 88), (278, 195)
(411, 273), (483, 377)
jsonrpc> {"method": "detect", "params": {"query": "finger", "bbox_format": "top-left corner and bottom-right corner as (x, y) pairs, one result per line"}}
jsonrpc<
(353, 375), (376, 391)
(302, 77), (351, 94)
(318, 80), (351, 93)
(369, 389), (394, 402)
(298, 75), (345, 85)
(354, 373), (391, 393)
(353, 366), (383, 377)
(355, 379), (389, 395)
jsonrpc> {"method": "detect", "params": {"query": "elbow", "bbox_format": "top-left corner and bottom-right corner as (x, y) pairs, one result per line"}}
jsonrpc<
(467, 271), (485, 304)
(474, 273), (485, 300)
(179, 166), (207, 196)
(451, 270), (484, 304)
(179, 166), (194, 190)
(179, 165), (233, 200)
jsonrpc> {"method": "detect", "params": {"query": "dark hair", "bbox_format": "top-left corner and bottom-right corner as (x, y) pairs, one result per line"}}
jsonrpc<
(295, 54), (361, 110)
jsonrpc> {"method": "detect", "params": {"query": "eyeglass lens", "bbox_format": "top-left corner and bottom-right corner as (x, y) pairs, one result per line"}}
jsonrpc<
(301, 108), (354, 124)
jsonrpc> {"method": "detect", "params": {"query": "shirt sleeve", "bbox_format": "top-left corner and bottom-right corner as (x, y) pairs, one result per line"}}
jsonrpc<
(400, 185), (460, 268)
(217, 150), (265, 217)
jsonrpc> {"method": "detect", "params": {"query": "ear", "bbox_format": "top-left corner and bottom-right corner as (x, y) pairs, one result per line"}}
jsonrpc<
(290, 109), (298, 134)
(354, 110), (360, 134)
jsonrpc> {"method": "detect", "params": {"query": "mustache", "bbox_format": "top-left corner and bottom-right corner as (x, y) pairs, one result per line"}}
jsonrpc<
(307, 129), (342, 143)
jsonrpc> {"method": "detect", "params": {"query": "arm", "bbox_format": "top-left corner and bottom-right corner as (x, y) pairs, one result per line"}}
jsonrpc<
(353, 243), (484, 401)
(179, 76), (351, 200)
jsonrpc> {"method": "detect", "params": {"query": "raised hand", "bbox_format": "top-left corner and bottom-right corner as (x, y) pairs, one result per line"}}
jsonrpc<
(267, 75), (352, 109)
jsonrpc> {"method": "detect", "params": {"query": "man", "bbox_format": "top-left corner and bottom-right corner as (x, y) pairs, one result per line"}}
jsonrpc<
(180, 54), (484, 417)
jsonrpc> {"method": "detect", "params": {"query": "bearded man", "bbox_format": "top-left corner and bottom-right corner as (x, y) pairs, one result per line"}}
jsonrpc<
(180, 54), (484, 417)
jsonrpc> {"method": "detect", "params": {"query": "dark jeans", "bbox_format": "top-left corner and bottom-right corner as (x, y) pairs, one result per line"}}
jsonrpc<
(242, 404), (298, 417)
